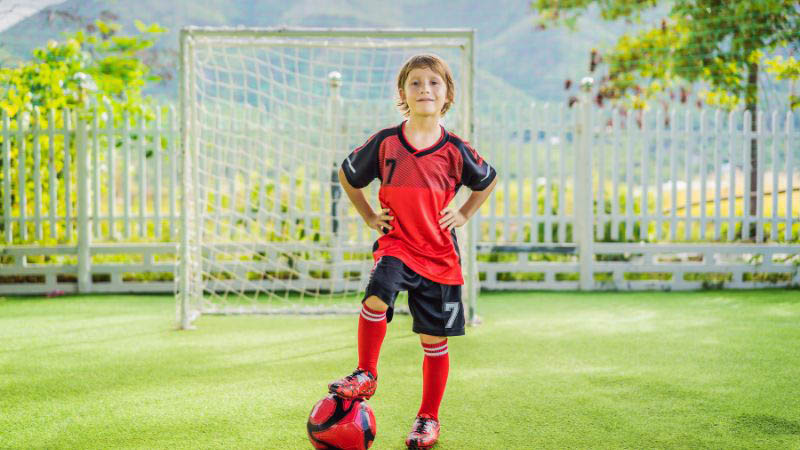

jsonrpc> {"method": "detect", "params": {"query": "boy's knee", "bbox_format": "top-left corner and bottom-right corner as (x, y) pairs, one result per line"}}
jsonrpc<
(419, 334), (446, 345)
(364, 295), (389, 312)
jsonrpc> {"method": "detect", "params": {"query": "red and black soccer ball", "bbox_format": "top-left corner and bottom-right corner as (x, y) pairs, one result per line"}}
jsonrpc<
(307, 394), (376, 450)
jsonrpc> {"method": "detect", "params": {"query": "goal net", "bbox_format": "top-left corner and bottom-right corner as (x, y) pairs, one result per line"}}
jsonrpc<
(177, 28), (475, 328)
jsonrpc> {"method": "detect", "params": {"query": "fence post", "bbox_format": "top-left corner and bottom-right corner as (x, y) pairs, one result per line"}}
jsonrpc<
(575, 78), (594, 290)
(77, 114), (92, 292)
(327, 71), (345, 288)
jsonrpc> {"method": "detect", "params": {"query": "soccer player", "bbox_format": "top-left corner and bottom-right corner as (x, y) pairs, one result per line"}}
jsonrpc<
(329, 54), (497, 449)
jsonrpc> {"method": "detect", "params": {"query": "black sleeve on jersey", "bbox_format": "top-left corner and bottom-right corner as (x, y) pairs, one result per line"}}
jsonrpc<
(342, 133), (382, 189)
(459, 144), (496, 191)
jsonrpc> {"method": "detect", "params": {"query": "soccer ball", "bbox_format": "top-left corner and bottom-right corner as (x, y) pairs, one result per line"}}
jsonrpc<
(307, 394), (376, 450)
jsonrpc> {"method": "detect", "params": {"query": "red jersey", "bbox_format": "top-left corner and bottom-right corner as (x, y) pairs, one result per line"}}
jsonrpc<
(342, 121), (496, 285)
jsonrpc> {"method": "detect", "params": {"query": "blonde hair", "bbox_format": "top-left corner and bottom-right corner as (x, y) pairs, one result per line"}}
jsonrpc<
(396, 54), (455, 116)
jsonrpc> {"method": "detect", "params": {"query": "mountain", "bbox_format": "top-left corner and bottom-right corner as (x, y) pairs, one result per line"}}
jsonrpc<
(0, 0), (624, 103)
(4, 1), (788, 109)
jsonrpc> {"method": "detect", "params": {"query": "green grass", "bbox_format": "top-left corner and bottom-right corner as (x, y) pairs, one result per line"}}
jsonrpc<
(2, 291), (799, 449)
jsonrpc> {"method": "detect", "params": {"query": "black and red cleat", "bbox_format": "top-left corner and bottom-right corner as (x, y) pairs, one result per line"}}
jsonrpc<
(405, 416), (440, 449)
(328, 368), (377, 400)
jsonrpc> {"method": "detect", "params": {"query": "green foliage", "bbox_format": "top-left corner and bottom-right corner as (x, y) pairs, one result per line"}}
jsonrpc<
(533, 0), (660, 26)
(763, 55), (800, 108)
(0, 19), (166, 118)
(533, 0), (800, 110)
(764, 55), (800, 81)
(0, 20), (166, 245)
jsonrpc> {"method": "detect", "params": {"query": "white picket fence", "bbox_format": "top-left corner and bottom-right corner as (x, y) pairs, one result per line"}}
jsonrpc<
(475, 101), (800, 290)
(1, 104), (180, 294)
(1, 101), (799, 295)
(1, 105), (181, 243)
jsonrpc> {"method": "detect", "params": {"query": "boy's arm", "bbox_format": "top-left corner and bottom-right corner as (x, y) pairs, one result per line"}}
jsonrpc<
(439, 177), (497, 231)
(338, 168), (394, 232)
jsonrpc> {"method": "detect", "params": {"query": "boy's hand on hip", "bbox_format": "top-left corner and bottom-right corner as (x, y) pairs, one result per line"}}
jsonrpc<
(367, 208), (394, 234)
(439, 208), (466, 231)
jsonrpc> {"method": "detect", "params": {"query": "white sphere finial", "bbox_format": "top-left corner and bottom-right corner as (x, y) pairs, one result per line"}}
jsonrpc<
(580, 76), (594, 91)
(328, 71), (342, 88)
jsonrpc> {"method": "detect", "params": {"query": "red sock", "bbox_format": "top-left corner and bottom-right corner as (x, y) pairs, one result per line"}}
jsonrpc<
(418, 339), (449, 421)
(357, 304), (387, 378)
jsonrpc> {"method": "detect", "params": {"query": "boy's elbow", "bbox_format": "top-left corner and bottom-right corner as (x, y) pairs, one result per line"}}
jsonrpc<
(476, 177), (497, 193)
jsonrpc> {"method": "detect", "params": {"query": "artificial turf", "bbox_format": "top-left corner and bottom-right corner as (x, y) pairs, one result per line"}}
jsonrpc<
(1, 290), (799, 449)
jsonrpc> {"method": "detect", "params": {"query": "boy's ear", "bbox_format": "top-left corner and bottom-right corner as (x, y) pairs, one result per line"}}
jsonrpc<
(398, 88), (406, 102)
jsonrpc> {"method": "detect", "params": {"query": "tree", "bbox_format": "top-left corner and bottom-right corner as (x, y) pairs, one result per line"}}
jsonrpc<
(0, 20), (166, 244)
(0, 19), (166, 119)
(533, 0), (800, 223)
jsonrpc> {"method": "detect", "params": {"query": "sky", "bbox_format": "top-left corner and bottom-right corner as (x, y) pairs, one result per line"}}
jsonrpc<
(0, 0), (66, 32)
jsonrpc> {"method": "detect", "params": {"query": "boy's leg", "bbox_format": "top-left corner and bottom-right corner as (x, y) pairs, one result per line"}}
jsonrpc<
(406, 333), (448, 449)
(328, 296), (387, 400)
(357, 256), (411, 378)
(406, 282), (464, 449)
(417, 334), (449, 420)
(329, 256), (408, 400)
(358, 296), (389, 378)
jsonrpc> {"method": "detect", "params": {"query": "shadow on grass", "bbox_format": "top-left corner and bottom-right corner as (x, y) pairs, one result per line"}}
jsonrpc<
(733, 414), (800, 435)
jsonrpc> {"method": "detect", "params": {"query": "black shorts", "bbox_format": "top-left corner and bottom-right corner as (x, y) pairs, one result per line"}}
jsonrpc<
(364, 255), (465, 336)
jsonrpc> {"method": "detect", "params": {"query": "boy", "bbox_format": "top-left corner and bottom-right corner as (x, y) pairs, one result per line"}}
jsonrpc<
(330, 54), (496, 449)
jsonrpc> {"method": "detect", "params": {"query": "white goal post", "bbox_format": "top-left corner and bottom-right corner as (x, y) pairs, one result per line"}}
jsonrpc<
(177, 27), (476, 329)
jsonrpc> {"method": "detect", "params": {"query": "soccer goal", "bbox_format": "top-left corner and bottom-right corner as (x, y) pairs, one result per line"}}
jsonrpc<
(177, 27), (476, 328)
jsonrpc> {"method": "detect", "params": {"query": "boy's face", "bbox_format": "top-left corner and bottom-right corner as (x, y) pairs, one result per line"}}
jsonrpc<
(400, 67), (447, 118)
